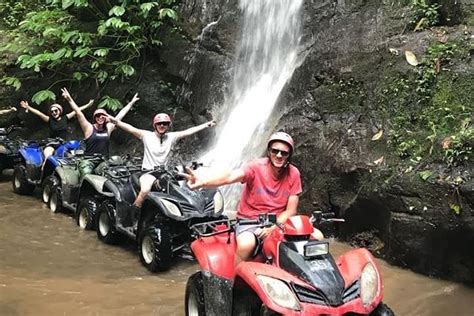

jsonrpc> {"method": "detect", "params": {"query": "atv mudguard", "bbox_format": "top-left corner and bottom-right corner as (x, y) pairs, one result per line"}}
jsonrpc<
(19, 145), (43, 167)
(54, 164), (81, 187)
(191, 233), (237, 280)
(54, 140), (81, 158)
(336, 248), (383, 306)
(80, 174), (114, 198)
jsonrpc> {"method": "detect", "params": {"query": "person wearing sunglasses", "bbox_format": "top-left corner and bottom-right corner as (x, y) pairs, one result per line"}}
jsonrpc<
(61, 87), (139, 156)
(107, 112), (216, 209)
(0, 107), (17, 116)
(19, 97), (94, 164)
(182, 131), (323, 264)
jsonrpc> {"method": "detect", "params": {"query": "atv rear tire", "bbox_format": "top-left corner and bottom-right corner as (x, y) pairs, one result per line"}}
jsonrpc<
(138, 222), (172, 272)
(370, 302), (395, 316)
(185, 272), (206, 316)
(49, 184), (63, 213)
(77, 197), (97, 230)
(97, 203), (120, 244)
(41, 176), (55, 204)
(12, 165), (34, 195)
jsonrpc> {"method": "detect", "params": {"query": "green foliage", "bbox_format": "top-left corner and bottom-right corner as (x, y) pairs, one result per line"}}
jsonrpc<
(449, 203), (461, 215)
(418, 170), (433, 181)
(32, 89), (56, 104)
(382, 40), (473, 166)
(410, 0), (441, 31)
(98, 95), (122, 111)
(0, 0), (179, 110)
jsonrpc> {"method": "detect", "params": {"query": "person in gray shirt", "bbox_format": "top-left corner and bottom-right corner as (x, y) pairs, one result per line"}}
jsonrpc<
(108, 112), (216, 208)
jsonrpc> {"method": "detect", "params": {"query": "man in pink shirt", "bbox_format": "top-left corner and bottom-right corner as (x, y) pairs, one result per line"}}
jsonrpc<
(184, 132), (320, 264)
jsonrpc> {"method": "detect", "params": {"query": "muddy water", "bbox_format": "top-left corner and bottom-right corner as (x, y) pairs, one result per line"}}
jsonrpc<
(1, 179), (473, 316)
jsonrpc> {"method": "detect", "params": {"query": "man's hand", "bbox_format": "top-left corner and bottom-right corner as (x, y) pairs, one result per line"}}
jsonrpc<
(180, 167), (206, 190)
(86, 99), (94, 106)
(255, 225), (276, 239)
(10, 107), (17, 112)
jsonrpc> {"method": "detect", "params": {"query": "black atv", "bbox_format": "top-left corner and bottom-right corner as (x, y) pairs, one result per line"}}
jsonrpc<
(0, 126), (22, 176)
(93, 163), (225, 272)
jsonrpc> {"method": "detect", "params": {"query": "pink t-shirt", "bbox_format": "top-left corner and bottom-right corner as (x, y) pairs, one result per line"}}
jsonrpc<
(237, 158), (302, 219)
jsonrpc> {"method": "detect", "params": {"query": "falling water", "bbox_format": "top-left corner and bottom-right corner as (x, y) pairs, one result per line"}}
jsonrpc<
(201, 0), (304, 212)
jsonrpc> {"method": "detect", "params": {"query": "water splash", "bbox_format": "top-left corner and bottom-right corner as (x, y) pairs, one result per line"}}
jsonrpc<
(202, 0), (304, 212)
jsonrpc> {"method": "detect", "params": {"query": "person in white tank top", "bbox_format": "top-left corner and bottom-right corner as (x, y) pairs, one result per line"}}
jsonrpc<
(108, 112), (216, 208)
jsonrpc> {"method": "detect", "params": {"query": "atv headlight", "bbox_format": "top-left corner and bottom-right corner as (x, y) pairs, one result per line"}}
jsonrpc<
(213, 191), (224, 214)
(256, 275), (300, 311)
(360, 262), (378, 306)
(160, 199), (182, 217)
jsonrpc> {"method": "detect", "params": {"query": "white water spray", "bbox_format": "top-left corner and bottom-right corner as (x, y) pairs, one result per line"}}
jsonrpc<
(202, 0), (304, 211)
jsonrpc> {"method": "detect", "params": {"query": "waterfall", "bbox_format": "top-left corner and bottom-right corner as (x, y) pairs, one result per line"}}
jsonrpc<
(202, 0), (304, 213)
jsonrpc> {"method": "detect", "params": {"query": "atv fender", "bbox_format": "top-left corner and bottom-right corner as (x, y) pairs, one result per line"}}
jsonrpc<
(201, 271), (233, 316)
(54, 164), (80, 187)
(41, 156), (59, 182)
(191, 234), (237, 280)
(80, 174), (114, 198)
(19, 146), (43, 167)
(336, 248), (383, 308)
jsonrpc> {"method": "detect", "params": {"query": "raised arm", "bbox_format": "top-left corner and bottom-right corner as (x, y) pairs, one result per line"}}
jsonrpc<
(107, 93), (139, 134)
(20, 101), (49, 123)
(107, 114), (145, 139)
(0, 107), (17, 115)
(174, 120), (216, 140)
(61, 88), (93, 138)
(183, 167), (245, 190)
(66, 99), (94, 120)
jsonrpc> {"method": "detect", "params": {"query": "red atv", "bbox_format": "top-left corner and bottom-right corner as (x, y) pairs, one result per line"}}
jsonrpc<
(185, 212), (394, 315)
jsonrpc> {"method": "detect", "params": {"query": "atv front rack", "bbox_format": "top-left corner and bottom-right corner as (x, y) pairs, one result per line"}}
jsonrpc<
(191, 218), (236, 237)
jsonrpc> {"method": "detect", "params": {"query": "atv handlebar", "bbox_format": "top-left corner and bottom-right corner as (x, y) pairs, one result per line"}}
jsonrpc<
(191, 218), (235, 238)
(311, 211), (345, 226)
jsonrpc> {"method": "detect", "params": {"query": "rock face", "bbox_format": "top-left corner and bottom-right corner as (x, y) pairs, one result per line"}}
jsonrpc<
(160, 0), (474, 284)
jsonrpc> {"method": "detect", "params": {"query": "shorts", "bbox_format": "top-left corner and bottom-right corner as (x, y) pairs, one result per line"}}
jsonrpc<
(235, 222), (263, 258)
(139, 170), (164, 193)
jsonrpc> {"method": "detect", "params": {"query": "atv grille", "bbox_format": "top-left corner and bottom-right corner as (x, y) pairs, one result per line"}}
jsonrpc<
(180, 202), (196, 213)
(292, 280), (360, 306)
(292, 283), (326, 305)
(342, 280), (359, 303)
(204, 200), (214, 213)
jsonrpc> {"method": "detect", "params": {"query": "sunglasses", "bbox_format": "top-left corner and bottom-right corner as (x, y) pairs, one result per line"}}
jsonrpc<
(269, 148), (290, 157)
(51, 109), (59, 114)
(94, 114), (106, 119)
(155, 122), (170, 127)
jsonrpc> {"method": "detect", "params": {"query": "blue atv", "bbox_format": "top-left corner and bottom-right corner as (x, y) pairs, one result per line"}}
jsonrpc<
(12, 138), (81, 195)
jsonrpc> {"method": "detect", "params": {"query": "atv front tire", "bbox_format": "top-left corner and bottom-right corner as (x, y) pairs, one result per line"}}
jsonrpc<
(138, 222), (172, 272)
(77, 197), (97, 230)
(49, 184), (63, 213)
(185, 272), (206, 316)
(12, 165), (34, 195)
(370, 302), (395, 316)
